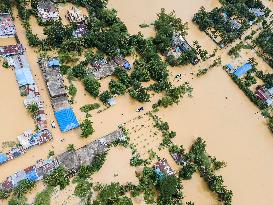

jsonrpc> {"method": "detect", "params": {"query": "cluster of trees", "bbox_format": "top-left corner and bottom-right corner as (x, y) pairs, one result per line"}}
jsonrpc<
(126, 142), (150, 167)
(109, 79), (126, 95)
(129, 87), (151, 103)
(185, 137), (233, 205)
(230, 73), (268, 110)
(111, 66), (152, 103)
(196, 56), (222, 77)
(193, 41), (209, 61)
(153, 9), (188, 54)
(150, 113), (177, 149)
(33, 186), (53, 205)
(220, 0), (265, 11)
(2, 60), (9, 69)
(80, 103), (100, 114)
(193, 5), (250, 46)
(26, 103), (39, 119)
(153, 83), (193, 109)
(43, 21), (74, 49)
(196, 68), (208, 77)
(130, 167), (183, 204)
(93, 182), (133, 204)
(44, 166), (70, 190)
(16, 0), (133, 56)
(16, 0), (43, 47)
(256, 71), (273, 88)
(113, 67), (131, 88)
(130, 153), (150, 166)
(0, 0), (12, 12)
(131, 33), (169, 82)
(131, 60), (151, 82)
(99, 91), (112, 105)
(7, 179), (36, 205)
(74, 178), (92, 203)
(254, 28), (273, 68)
(149, 114), (232, 205)
(67, 144), (76, 152)
(68, 83), (77, 103)
(179, 163), (197, 180)
(244, 71), (257, 87)
(153, 9), (201, 66)
(83, 76), (101, 98)
(80, 118), (94, 138)
(228, 42), (252, 58)
(72, 153), (107, 202)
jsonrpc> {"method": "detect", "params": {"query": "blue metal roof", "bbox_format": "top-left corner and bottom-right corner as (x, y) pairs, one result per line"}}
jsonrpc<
(123, 62), (131, 70)
(15, 68), (35, 86)
(26, 170), (39, 182)
(107, 98), (116, 106)
(226, 64), (234, 70)
(154, 168), (164, 179)
(48, 59), (60, 67)
(234, 63), (252, 77)
(0, 153), (8, 164)
(54, 108), (79, 132)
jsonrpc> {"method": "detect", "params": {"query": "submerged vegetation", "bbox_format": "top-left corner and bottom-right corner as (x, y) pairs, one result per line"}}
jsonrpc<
(14, 0), (198, 110)
(150, 114), (233, 204)
(43, 166), (70, 190)
(254, 28), (273, 68)
(193, 0), (270, 47)
(80, 118), (94, 138)
(1, 0), (272, 204)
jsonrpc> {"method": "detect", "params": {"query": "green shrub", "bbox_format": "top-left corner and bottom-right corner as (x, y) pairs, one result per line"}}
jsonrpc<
(99, 91), (112, 104)
(80, 103), (100, 113)
(34, 187), (53, 205)
(179, 163), (197, 180)
(83, 77), (101, 98)
(109, 80), (126, 95)
(14, 179), (35, 197)
(44, 166), (69, 190)
(80, 118), (94, 138)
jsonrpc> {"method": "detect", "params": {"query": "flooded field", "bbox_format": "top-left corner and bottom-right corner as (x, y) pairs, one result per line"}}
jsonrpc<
(92, 146), (139, 185)
(0, 0), (273, 204)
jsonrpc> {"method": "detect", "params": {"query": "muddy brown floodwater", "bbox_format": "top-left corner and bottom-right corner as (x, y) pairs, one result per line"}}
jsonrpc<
(0, 0), (273, 204)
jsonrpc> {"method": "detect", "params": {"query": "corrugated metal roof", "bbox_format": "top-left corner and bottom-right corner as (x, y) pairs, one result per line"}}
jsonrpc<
(234, 63), (252, 78)
(54, 108), (79, 132)
(0, 153), (8, 164)
(15, 68), (35, 86)
(226, 64), (234, 70)
(48, 59), (60, 67)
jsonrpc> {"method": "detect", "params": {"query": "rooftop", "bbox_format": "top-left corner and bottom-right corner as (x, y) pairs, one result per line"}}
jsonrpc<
(233, 63), (252, 78)
(66, 7), (86, 23)
(0, 44), (24, 56)
(0, 13), (16, 37)
(37, 0), (59, 21)
(154, 158), (175, 177)
(54, 108), (80, 132)
(90, 60), (116, 79)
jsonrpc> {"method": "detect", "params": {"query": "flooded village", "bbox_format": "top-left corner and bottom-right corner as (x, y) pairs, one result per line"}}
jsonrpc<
(0, 0), (273, 205)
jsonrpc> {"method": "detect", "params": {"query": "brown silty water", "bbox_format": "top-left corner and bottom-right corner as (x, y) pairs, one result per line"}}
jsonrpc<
(0, 0), (273, 204)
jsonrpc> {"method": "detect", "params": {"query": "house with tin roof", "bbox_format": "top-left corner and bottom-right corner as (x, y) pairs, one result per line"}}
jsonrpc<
(154, 158), (175, 179)
(0, 13), (16, 37)
(0, 44), (24, 56)
(37, 0), (59, 22)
